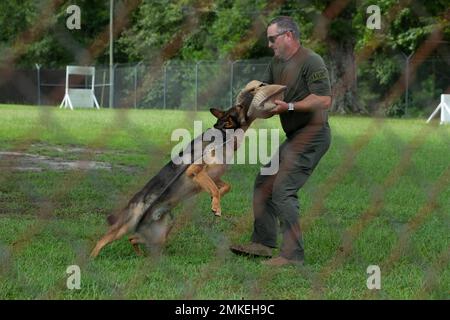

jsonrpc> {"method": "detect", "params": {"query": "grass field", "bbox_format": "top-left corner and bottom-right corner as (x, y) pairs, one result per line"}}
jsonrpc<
(0, 104), (449, 300)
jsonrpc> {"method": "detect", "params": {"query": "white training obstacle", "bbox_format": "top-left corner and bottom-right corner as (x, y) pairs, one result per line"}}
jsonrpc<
(59, 66), (100, 110)
(427, 94), (450, 125)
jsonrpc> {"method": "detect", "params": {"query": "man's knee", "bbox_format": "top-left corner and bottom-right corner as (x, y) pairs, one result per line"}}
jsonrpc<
(271, 189), (291, 204)
(271, 187), (299, 215)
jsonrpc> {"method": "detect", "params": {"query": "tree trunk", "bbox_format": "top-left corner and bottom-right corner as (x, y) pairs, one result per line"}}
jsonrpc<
(328, 40), (366, 114)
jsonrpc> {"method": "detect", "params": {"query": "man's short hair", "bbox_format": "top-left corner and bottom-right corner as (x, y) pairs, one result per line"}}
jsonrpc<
(268, 16), (300, 40)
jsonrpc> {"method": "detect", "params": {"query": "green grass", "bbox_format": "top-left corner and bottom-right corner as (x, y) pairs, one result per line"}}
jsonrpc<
(0, 104), (449, 300)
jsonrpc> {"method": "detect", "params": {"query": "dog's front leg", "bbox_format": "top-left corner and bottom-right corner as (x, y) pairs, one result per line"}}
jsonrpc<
(216, 179), (231, 197)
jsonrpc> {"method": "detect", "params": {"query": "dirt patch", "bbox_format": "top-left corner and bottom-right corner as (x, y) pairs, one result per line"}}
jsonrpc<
(28, 143), (108, 156)
(0, 146), (139, 173)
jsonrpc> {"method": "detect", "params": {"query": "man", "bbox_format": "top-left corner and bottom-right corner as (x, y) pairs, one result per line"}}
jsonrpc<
(230, 16), (332, 266)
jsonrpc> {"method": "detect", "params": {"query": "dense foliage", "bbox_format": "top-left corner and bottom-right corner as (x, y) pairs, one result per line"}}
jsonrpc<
(0, 0), (448, 115)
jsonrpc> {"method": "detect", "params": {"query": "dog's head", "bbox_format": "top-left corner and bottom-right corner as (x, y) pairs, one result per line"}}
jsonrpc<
(210, 104), (249, 131)
(209, 80), (286, 131)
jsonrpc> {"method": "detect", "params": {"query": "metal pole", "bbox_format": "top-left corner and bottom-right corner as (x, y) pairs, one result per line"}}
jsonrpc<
(100, 69), (106, 107)
(109, 0), (114, 108)
(229, 60), (241, 108)
(195, 61), (199, 112)
(163, 64), (167, 109)
(134, 64), (137, 109)
(405, 56), (409, 116)
(403, 52), (413, 117)
(35, 64), (41, 106)
(229, 61), (233, 108)
(134, 62), (142, 109)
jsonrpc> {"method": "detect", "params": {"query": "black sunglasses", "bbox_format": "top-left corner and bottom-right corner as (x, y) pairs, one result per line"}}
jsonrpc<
(267, 30), (291, 43)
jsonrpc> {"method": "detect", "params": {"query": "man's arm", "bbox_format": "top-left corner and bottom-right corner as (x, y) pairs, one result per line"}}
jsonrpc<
(271, 94), (332, 114)
(270, 53), (332, 114)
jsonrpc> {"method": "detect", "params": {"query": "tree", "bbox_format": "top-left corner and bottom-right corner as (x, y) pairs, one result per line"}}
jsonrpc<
(0, 0), (110, 67)
(354, 0), (450, 116)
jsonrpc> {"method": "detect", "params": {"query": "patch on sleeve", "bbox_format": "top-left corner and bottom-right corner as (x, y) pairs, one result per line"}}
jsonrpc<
(309, 69), (328, 82)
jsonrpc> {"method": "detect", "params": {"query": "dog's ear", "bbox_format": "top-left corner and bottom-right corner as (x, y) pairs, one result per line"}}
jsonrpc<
(235, 105), (248, 126)
(210, 108), (225, 119)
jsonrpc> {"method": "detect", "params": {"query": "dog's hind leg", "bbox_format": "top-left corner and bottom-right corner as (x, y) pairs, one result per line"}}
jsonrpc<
(140, 212), (174, 256)
(129, 235), (143, 256)
(90, 223), (130, 258)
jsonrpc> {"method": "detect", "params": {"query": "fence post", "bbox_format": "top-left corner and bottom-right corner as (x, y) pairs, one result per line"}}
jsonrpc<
(35, 64), (41, 106)
(163, 63), (167, 109)
(109, 65), (114, 109)
(108, 64), (116, 109)
(403, 52), (413, 117)
(112, 64), (118, 108)
(134, 61), (142, 109)
(229, 61), (233, 108)
(100, 69), (106, 107)
(195, 61), (201, 112)
(229, 60), (241, 108)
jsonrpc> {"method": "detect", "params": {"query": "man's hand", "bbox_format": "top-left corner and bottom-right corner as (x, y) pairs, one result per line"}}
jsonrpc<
(270, 100), (289, 114)
(271, 95), (332, 114)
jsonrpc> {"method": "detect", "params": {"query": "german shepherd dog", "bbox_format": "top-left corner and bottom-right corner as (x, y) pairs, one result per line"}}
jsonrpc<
(90, 99), (255, 258)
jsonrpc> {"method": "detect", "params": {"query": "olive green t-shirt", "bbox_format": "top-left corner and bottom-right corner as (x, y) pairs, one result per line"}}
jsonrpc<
(261, 47), (331, 136)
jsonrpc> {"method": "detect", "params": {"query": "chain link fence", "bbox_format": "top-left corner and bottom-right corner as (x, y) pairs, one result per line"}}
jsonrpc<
(1, 53), (448, 115)
(356, 52), (450, 117)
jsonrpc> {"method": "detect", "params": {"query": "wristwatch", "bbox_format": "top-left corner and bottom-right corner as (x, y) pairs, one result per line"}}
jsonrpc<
(288, 102), (295, 111)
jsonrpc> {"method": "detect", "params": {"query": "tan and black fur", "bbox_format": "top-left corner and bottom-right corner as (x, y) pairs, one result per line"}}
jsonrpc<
(90, 98), (255, 258)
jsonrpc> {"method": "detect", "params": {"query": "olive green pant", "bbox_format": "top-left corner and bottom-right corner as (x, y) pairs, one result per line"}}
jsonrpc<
(251, 123), (331, 261)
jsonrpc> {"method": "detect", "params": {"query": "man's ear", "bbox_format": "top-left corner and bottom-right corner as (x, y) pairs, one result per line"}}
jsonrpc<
(210, 108), (225, 119)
